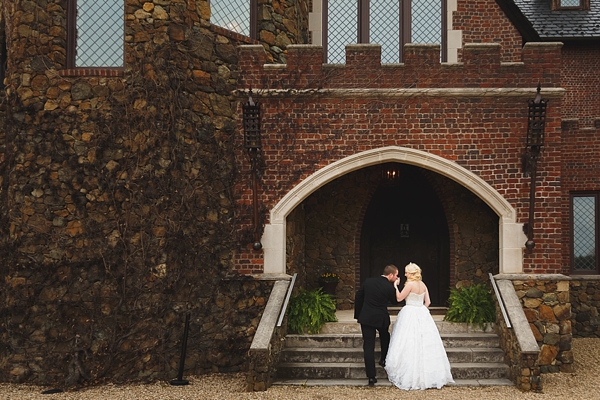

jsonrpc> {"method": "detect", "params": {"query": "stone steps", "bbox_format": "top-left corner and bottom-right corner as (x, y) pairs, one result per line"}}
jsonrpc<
(284, 332), (501, 349)
(280, 346), (505, 364)
(272, 378), (514, 387)
(273, 319), (513, 387)
(276, 361), (510, 380)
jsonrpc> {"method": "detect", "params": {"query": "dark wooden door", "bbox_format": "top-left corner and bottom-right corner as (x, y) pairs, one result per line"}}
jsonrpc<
(360, 165), (450, 306)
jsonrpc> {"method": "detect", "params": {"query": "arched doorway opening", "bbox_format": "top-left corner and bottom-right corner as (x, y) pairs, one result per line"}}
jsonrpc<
(264, 146), (524, 279)
(360, 164), (450, 306)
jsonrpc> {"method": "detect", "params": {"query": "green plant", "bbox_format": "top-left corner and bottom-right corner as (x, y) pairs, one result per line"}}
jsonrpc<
(287, 288), (338, 334)
(444, 283), (496, 329)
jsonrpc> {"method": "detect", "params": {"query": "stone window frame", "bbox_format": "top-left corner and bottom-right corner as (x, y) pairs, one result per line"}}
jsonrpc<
(570, 191), (600, 275)
(322, 0), (448, 63)
(65, 0), (125, 74)
(551, 0), (591, 11)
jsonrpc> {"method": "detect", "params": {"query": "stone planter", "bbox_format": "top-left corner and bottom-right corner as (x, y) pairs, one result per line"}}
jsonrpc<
(319, 281), (337, 296)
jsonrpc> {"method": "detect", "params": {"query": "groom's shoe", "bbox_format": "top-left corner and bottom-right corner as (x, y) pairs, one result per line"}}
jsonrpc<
(368, 377), (377, 386)
(378, 360), (386, 367)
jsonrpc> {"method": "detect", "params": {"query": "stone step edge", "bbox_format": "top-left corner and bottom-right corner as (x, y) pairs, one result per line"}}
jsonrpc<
(272, 378), (514, 387)
(286, 332), (500, 339)
(282, 346), (504, 352)
(278, 362), (510, 369)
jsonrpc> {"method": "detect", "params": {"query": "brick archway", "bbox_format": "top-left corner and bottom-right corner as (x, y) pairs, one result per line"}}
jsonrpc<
(262, 146), (525, 275)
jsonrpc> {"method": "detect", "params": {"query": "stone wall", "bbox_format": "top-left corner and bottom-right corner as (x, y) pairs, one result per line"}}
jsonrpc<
(257, 0), (309, 63)
(0, 0), (274, 386)
(511, 276), (573, 373)
(424, 170), (499, 288)
(570, 276), (600, 337)
(3, 270), (274, 384)
(245, 279), (291, 391)
(495, 306), (541, 391)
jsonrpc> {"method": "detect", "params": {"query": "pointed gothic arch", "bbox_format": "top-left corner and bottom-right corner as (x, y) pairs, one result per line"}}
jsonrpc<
(261, 146), (525, 275)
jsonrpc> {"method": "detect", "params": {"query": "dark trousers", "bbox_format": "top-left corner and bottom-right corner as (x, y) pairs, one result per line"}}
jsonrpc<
(360, 322), (390, 378)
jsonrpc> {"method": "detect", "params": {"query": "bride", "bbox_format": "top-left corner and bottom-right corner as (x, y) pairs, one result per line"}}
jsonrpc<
(385, 262), (454, 390)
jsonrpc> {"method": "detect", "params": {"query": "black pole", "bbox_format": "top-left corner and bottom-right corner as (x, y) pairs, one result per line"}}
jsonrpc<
(251, 156), (262, 251)
(170, 312), (191, 386)
(525, 154), (538, 250)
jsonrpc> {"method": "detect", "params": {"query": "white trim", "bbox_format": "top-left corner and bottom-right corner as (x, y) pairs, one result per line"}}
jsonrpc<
(446, 0), (461, 63)
(262, 146), (525, 275)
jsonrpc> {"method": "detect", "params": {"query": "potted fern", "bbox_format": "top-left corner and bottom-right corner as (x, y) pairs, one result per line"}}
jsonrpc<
(444, 283), (496, 329)
(287, 287), (338, 334)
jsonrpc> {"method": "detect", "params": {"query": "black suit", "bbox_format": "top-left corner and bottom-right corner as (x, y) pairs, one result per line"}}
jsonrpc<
(354, 275), (398, 379)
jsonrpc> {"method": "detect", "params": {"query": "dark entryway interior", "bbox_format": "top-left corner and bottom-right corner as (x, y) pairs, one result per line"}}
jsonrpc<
(289, 161), (498, 310)
(360, 164), (450, 306)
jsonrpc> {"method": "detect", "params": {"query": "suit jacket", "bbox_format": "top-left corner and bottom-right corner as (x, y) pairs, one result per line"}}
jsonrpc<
(354, 275), (399, 328)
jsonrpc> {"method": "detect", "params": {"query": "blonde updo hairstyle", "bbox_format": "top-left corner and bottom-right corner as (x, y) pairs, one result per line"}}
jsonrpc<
(405, 262), (422, 282)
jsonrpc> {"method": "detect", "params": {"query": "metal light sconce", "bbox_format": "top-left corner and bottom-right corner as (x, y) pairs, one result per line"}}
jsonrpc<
(381, 163), (402, 186)
(522, 84), (548, 250)
(242, 89), (263, 251)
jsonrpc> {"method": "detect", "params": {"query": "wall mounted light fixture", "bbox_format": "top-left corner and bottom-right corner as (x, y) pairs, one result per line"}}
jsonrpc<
(522, 84), (548, 250)
(381, 163), (402, 186)
(242, 89), (263, 251)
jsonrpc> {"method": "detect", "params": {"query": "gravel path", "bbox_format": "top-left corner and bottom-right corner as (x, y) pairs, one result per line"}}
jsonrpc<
(2, 338), (599, 400)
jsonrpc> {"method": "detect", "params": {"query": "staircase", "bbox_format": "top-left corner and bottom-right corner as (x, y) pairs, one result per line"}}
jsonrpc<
(273, 310), (513, 387)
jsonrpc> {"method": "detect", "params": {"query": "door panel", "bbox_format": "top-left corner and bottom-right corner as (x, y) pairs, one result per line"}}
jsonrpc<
(360, 165), (449, 306)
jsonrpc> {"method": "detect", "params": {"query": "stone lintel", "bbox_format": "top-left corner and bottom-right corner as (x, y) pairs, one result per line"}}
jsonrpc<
(494, 274), (570, 281)
(236, 87), (566, 99)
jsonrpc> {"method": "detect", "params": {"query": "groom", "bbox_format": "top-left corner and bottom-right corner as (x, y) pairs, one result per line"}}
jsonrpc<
(354, 264), (400, 386)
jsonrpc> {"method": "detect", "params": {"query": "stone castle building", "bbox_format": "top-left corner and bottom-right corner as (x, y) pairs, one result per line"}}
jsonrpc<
(0, 0), (599, 389)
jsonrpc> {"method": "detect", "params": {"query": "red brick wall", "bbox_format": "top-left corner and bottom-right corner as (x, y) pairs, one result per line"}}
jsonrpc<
(453, 0), (523, 62)
(561, 120), (600, 273)
(561, 43), (600, 126)
(234, 43), (564, 274)
(558, 43), (600, 274)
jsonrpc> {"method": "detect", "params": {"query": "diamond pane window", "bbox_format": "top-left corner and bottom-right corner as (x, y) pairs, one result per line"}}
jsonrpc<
(553, 0), (589, 10)
(325, 0), (445, 64)
(371, 0), (400, 63)
(412, 0), (442, 45)
(75, 0), (124, 68)
(327, 0), (358, 63)
(211, 0), (250, 36)
(573, 195), (598, 272)
(561, 0), (582, 6)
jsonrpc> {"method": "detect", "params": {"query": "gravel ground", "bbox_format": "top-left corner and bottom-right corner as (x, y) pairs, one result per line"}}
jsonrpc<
(2, 338), (599, 400)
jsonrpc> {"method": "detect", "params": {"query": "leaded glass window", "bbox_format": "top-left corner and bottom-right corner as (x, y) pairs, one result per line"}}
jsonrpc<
(211, 0), (251, 36)
(325, 0), (446, 64)
(572, 193), (600, 274)
(75, 0), (124, 68)
(327, 0), (358, 63)
(561, 0), (583, 7)
(370, 0), (400, 63)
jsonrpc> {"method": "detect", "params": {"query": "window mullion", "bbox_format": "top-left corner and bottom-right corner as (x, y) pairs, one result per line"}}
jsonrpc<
(358, 0), (369, 43)
(596, 193), (600, 273)
(399, 0), (411, 62)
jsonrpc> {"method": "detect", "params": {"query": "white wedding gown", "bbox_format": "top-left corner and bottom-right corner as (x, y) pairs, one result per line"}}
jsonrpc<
(385, 292), (454, 390)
